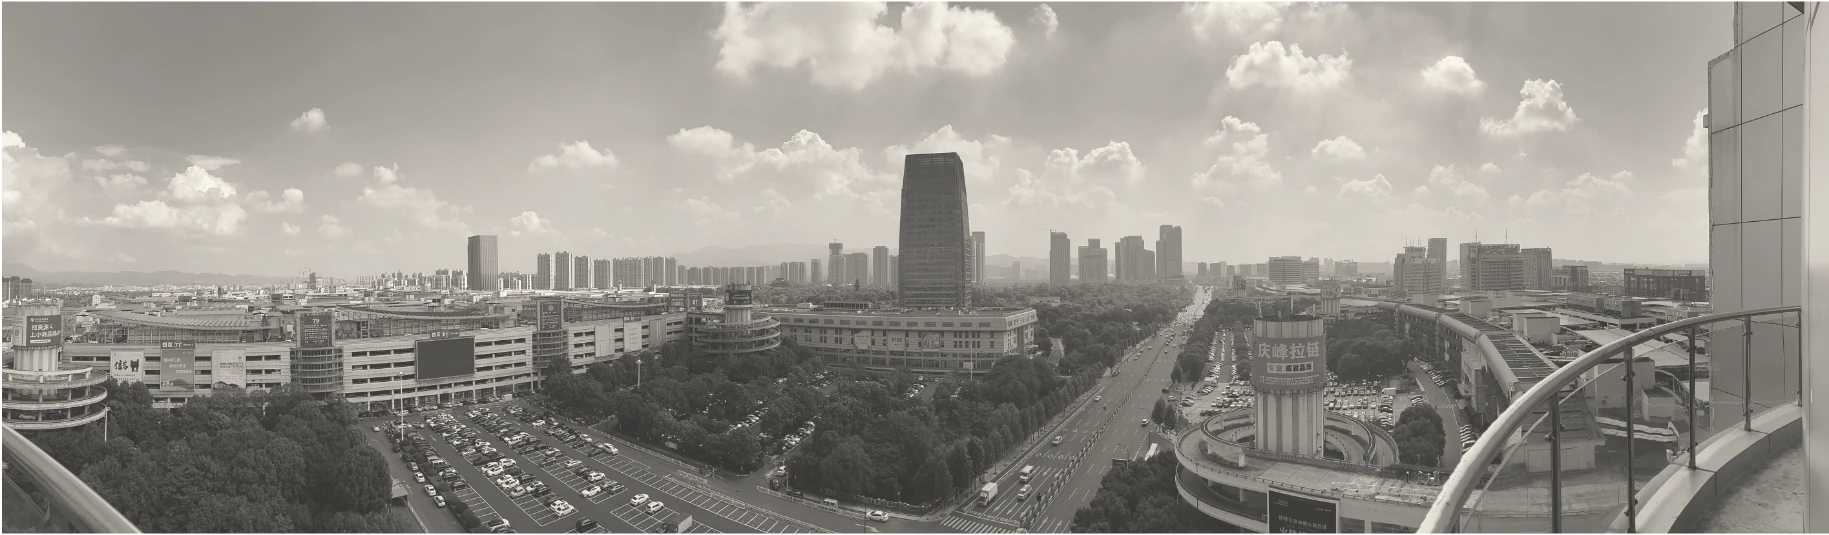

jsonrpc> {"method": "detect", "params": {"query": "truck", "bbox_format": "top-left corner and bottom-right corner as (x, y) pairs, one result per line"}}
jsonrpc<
(977, 483), (999, 506)
(654, 512), (694, 533)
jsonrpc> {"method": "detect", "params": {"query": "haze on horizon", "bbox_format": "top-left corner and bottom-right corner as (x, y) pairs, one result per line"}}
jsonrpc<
(1, 2), (1727, 278)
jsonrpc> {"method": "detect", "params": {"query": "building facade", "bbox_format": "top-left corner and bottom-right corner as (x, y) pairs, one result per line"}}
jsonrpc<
(1079, 239), (1108, 283)
(1267, 256), (1307, 286)
(873, 246), (890, 286)
(1050, 231), (1072, 286)
(1623, 268), (1711, 301)
(1159, 224), (1184, 279)
(554, 251), (573, 291)
(1466, 244), (1525, 291)
(972, 232), (986, 285)
(897, 153), (974, 308)
(535, 253), (553, 290)
(467, 235), (500, 292)
(1522, 247), (1554, 290)
(770, 305), (1036, 376)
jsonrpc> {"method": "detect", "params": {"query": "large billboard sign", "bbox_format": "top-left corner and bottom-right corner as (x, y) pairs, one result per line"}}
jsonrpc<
(726, 287), (753, 306)
(416, 336), (478, 380)
(1267, 489), (1338, 533)
(212, 349), (247, 389)
(536, 298), (564, 331)
(158, 341), (198, 392)
(110, 350), (145, 384)
(21, 315), (63, 349)
(298, 312), (334, 348)
(1251, 317), (1327, 392)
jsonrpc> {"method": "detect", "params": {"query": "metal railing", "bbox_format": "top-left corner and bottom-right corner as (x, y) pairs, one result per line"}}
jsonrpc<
(1, 425), (139, 533)
(1419, 305), (1802, 533)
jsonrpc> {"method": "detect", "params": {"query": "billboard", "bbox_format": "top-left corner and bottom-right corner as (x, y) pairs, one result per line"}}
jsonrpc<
(536, 298), (564, 331)
(158, 341), (198, 392)
(298, 312), (334, 348)
(726, 288), (753, 306)
(110, 350), (145, 384)
(1267, 489), (1338, 533)
(212, 349), (247, 389)
(1251, 317), (1327, 392)
(415, 336), (477, 380)
(21, 315), (63, 349)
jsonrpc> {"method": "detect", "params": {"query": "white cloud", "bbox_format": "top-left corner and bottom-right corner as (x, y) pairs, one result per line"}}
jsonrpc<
(1480, 79), (1581, 136)
(109, 252), (136, 264)
(1005, 168), (1118, 210)
(372, 165), (400, 184)
(509, 211), (558, 236)
(280, 221), (302, 236)
(1420, 56), (1486, 94)
(1412, 186), (1431, 197)
(98, 199), (247, 236)
(757, 188), (794, 215)
(93, 145), (125, 157)
(529, 141), (620, 171)
(247, 188), (306, 213)
(94, 173), (148, 195)
(668, 126), (888, 200)
(682, 196), (741, 227)
(2, 132), (76, 256)
(1032, 4), (1058, 37)
(1337, 174), (1393, 200)
(1225, 41), (1352, 92)
(165, 166), (239, 201)
(1194, 116), (1280, 188)
(1310, 136), (1366, 161)
(318, 215), (351, 239)
(1426, 164), (1491, 200)
(1303, 186), (1319, 195)
(1041, 141), (1147, 185)
(185, 155), (241, 170)
(289, 108), (329, 133)
(356, 166), (469, 232)
(1198, 196), (1226, 209)
(1181, 2), (1290, 42)
(334, 162), (365, 177)
(881, 125), (1011, 183)
(1672, 109), (1709, 171)
(712, 2), (1016, 91)
(1480, 162), (1502, 174)
(1519, 171), (1634, 214)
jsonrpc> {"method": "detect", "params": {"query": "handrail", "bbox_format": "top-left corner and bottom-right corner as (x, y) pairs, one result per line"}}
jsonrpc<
(1, 425), (140, 533)
(1418, 305), (1800, 533)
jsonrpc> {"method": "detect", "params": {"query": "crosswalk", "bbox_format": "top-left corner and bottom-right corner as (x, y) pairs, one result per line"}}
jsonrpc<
(1459, 425), (1478, 448)
(939, 514), (1014, 533)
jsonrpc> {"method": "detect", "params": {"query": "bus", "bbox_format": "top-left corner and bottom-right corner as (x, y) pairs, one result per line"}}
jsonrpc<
(1144, 443), (1160, 461)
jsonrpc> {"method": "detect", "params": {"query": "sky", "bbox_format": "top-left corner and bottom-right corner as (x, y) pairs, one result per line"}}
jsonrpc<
(2, 2), (1728, 277)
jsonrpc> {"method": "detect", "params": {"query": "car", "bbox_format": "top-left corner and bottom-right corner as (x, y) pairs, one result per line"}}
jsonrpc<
(563, 459), (583, 469)
(1094, 395), (1103, 402)
(495, 475), (519, 488)
(372, 425), (382, 432)
(414, 472), (426, 483)
(532, 420), (547, 427)
(630, 494), (650, 507)
(606, 482), (627, 495)
(424, 484), (437, 496)
(433, 495), (447, 508)
(576, 518), (598, 532)
(772, 466), (788, 478)
(1052, 436), (1064, 446)
(407, 462), (420, 472)
(533, 485), (553, 497)
(644, 501), (666, 514)
(867, 510), (890, 522)
(549, 499), (573, 514)
(581, 485), (602, 497)
(518, 473), (538, 483)
(1141, 419), (1150, 426)
(587, 471), (606, 482)
(768, 478), (782, 491)
(453, 480), (470, 490)
(509, 485), (531, 498)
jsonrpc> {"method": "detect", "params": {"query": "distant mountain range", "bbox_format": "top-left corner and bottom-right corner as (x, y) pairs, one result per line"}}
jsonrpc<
(2, 262), (294, 288)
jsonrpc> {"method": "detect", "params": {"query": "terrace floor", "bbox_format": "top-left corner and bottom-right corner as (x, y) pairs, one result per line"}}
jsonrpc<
(1694, 440), (1804, 533)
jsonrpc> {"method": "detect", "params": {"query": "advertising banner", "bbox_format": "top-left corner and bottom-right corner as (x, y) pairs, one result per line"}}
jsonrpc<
(298, 312), (334, 348)
(212, 349), (247, 389)
(21, 315), (64, 348)
(1251, 318), (1327, 392)
(1268, 489), (1338, 533)
(727, 288), (753, 306)
(110, 350), (145, 384)
(536, 298), (564, 331)
(158, 341), (198, 392)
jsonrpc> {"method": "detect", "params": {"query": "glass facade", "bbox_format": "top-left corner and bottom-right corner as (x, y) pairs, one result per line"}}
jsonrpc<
(897, 152), (973, 308)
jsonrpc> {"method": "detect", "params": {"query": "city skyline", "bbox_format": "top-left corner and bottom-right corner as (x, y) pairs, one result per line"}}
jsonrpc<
(2, 2), (1729, 277)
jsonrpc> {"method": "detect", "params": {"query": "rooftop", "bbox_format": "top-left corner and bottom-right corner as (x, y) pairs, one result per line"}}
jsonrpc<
(757, 306), (1032, 318)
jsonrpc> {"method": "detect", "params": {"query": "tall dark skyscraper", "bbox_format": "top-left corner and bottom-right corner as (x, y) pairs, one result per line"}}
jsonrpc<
(1158, 225), (1183, 279)
(1050, 231), (1071, 286)
(554, 251), (572, 291)
(467, 235), (499, 291)
(535, 253), (552, 290)
(896, 152), (973, 308)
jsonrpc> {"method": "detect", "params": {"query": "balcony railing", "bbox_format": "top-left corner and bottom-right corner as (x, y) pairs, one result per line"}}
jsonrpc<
(1419, 305), (1802, 533)
(1, 425), (139, 532)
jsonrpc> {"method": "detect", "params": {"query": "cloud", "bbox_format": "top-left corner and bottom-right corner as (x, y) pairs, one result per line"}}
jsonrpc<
(185, 155), (241, 170)
(1005, 168), (1118, 210)
(98, 199), (248, 236)
(289, 108), (329, 133)
(93, 145), (126, 157)
(757, 188), (794, 215)
(1420, 56), (1486, 94)
(1032, 4), (1058, 37)
(712, 2), (1016, 91)
(882, 125), (1011, 183)
(355, 166), (469, 232)
(1310, 136), (1366, 161)
(1480, 162), (1502, 174)
(165, 166), (239, 201)
(1671, 109), (1709, 171)
(508, 210), (557, 236)
(1182, 2), (1290, 42)
(1480, 79), (1581, 136)
(80, 158), (149, 173)
(372, 164), (400, 184)
(1426, 164), (1491, 200)
(108, 252), (136, 264)
(1412, 185), (1431, 197)
(317, 215), (351, 239)
(1337, 173), (1393, 200)
(1198, 196), (1226, 209)
(1225, 41), (1352, 92)
(529, 141), (620, 171)
(280, 221), (302, 236)
(1518, 171), (1634, 214)
(2, 132), (76, 254)
(94, 173), (148, 195)
(682, 196), (741, 227)
(668, 126), (888, 201)
(1041, 141), (1146, 185)
(1193, 116), (1280, 188)
(247, 188), (306, 213)
(334, 162), (365, 177)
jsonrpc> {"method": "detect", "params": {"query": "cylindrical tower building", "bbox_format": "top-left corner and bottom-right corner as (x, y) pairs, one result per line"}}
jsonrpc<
(690, 284), (781, 356)
(1251, 315), (1327, 456)
(3, 302), (110, 430)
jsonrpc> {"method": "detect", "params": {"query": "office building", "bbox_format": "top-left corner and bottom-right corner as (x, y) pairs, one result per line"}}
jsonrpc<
(1267, 256), (1310, 286)
(1558, 265), (1591, 293)
(972, 232), (986, 284)
(770, 304), (1036, 376)
(1115, 235), (1155, 282)
(845, 252), (870, 286)
(1623, 268), (1710, 301)
(1458, 241), (1479, 287)
(467, 235), (500, 291)
(1050, 231), (1072, 286)
(1465, 243), (1525, 291)
(811, 258), (823, 285)
(1522, 247), (1554, 290)
(1078, 239), (1108, 283)
(1011, 261), (1021, 281)
(1337, 260), (1359, 278)
(828, 242), (846, 286)
(535, 253), (553, 290)
(1394, 246), (1446, 295)
(896, 152), (974, 308)
(1159, 225), (1183, 279)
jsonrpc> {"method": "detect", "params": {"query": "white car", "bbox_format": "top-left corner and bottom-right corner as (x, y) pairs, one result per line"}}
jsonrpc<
(414, 472), (427, 483)
(629, 494), (650, 507)
(372, 426), (381, 432)
(424, 484), (438, 496)
(580, 485), (602, 497)
(867, 510), (890, 522)
(587, 471), (606, 482)
(483, 465), (503, 477)
(644, 501), (666, 514)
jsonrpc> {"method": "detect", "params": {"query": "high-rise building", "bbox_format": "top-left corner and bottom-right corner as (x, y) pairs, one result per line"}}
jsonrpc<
(1012, 261), (1021, 281)
(665, 257), (678, 286)
(1078, 239), (1108, 283)
(789, 262), (807, 285)
(1559, 265), (1591, 293)
(828, 242), (845, 286)
(1336, 260), (1359, 278)
(467, 235), (500, 291)
(575, 255), (592, 289)
(1522, 247), (1554, 290)
(1394, 246), (1446, 295)
(872, 246), (890, 285)
(846, 252), (870, 286)
(1115, 236), (1152, 282)
(535, 253), (553, 290)
(811, 258), (823, 285)
(1458, 242), (1480, 287)
(972, 231), (986, 285)
(1049, 231), (1072, 286)
(1467, 244), (1525, 291)
(554, 252), (573, 290)
(1268, 256), (1307, 286)
(896, 152), (974, 308)
(1158, 225), (1183, 279)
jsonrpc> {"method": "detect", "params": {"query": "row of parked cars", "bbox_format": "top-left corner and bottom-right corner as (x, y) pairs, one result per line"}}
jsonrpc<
(469, 406), (625, 531)
(1421, 362), (1453, 389)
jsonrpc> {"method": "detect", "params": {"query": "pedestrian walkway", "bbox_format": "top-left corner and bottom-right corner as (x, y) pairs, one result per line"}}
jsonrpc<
(939, 514), (1014, 533)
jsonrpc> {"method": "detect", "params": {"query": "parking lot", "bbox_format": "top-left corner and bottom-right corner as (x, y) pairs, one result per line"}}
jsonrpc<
(378, 401), (827, 534)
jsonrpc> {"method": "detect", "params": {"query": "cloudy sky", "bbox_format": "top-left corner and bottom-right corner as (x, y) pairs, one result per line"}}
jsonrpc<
(3, 2), (1726, 277)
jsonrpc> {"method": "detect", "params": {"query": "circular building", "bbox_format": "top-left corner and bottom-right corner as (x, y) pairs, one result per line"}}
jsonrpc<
(3, 302), (110, 431)
(688, 284), (780, 356)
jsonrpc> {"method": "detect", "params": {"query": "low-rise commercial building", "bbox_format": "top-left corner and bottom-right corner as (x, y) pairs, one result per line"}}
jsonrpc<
(767, 305), (1037, 376)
